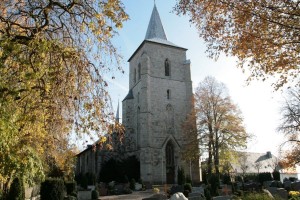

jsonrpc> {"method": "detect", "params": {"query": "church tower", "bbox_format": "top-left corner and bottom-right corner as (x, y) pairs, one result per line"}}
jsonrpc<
(122, 4), (199, 184)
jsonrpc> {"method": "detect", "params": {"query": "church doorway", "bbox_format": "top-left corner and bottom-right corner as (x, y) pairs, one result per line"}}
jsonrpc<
(166, 141), (175, 184)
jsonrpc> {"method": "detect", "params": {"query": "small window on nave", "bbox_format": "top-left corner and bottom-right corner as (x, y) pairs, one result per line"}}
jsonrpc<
(134, 68), (136, 83)
(138, 63), (141, 80)
(165, 59), (170, 76)
(167, 89), (170, 99)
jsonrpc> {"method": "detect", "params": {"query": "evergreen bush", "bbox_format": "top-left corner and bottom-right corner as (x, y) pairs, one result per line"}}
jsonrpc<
(130, 178), (136, 190)
(184, 183), (192, 193)
(40, 178), (65, 200)
(7, 177), (25, 200)
(222, 174), (231, 184)
(273, 171), (280, 181)
(91, 190), (99, 200)
(209, 174), (220, 196)
(65, 181), (77, 195)
(177, 167), (185, 185)
(258, 172), (273, 185)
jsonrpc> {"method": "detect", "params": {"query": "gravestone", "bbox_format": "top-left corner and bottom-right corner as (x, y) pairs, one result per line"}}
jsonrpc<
(188, 192), (205, 200)
(170, 192), (188, 200)
(212, 196), (231, 200)
(142, 193), (168, 200)
(276, 188), (288, 199)
(170, 185), (184, 195)
(192, 187), (204, 194)
(283, 180), (291, 190)
(292, 181), (300, 191)
(135, 183), (143, 190)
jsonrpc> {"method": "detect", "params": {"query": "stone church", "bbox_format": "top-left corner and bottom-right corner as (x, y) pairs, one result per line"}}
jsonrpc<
(76, 4), (200, 185)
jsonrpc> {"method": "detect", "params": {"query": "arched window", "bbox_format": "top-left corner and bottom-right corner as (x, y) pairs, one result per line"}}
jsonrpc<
(138, 63), (141, 80)
(134, 68), (136, 83)
(167, 89), (170, 100)
(165, 59), (170, 76)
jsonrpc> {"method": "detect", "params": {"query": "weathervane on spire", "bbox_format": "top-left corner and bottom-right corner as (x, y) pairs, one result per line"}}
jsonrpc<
(154, 0), (156, 5)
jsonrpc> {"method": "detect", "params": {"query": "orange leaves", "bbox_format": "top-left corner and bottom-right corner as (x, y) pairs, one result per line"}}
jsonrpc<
(175, 0), (300, 89)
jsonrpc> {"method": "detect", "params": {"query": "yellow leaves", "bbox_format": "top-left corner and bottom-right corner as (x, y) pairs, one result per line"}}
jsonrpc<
(100, 136), (107, 143)
(175, 0), (300, 89)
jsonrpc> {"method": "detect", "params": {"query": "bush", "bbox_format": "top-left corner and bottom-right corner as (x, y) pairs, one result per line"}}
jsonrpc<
(204, 185), (211, 200)
(273, 171), (280, 181)
(91, 190), (99, 200)
(258, 172), (273, 185)
(177, 167), (185, 185)
(41, 178), (65, 200)
(209, 174), (220, 196)
(64, 196), (77, 200)
(184, 183), (192, 193)
(7, 177), (25, 200)
(222, 174), (231, 185)
(242, 192), (274, 200)
(130, 178), (135, 190)
(65, 181), (77, 195)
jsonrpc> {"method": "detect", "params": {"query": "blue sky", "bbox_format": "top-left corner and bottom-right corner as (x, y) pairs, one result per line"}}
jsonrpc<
(104, 0), (285, 156)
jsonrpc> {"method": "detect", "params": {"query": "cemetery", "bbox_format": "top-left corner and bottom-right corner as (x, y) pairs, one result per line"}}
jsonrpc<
(1, 1), (299, 200)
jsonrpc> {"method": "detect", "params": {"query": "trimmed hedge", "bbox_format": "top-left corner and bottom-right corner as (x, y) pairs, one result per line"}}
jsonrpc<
(41, 178), (65, 200)
(91, 190), (99, 200)
(65, 181), (77, 195)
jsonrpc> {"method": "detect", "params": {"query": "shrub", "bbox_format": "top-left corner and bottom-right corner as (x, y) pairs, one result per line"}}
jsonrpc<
(222, 174), (231, 185)
(242, 192), (274, 200)
(153, 187), (160, 194)
(7, 177), (25, 200)
(64, 196), (77, 200)
(65, 181), (77, 195)
(177, 167), (185, 185)
(209, 174), (220, 196)
(130, 178), (135, 190)
(258, 172), (273, 185)
(204, 185), (211, 200)
(70, 192), (77, 198)
(184, 183), (192, 193)
(273, 171), (280, 181)
(91, 190), (99, 200)
(40, 178), (65, 200)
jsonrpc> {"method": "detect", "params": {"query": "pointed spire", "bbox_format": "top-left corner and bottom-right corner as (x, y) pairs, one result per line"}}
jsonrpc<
(145, 4), (167, 40)
(116, 100), (120, 123)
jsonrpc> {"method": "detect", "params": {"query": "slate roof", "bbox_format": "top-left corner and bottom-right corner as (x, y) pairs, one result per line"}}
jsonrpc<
(123, 89), (134, 101)
(231, 151), (280, 174)
(128, 4), (186, 62)
(145, 4), (167, 40)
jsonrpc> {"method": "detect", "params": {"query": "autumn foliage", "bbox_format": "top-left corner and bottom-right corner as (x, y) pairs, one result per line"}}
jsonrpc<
(175, 0), (300, 89)
(0, 0), (128, 193)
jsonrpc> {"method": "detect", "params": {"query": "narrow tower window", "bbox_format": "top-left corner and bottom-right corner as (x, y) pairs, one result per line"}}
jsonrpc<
(165, 59), (170, 76)
(134, 68), (136, 83)
(167, 89), (170, 99)
(138, 63), (141, 80)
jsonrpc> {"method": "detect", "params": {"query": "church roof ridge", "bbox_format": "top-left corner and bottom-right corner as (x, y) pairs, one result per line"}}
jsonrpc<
(145, 4), (167, 40)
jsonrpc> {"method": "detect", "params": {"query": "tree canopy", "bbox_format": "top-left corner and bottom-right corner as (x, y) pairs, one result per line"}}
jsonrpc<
(278, 88), (300, 167)
(0, 0), (128, 190)
(175, 0), (300, 89)
(192, 76), (248, 178)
